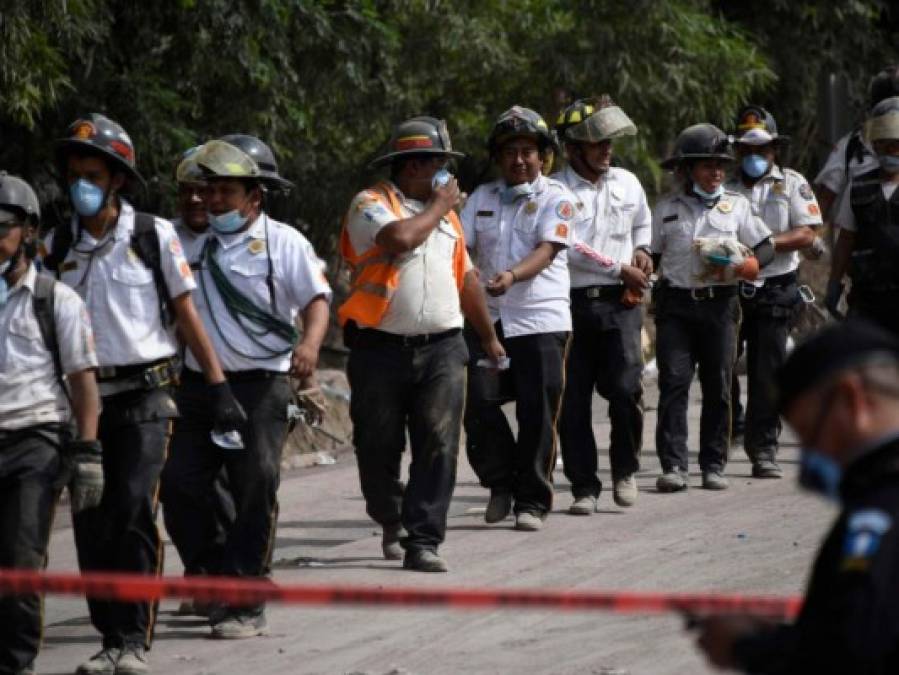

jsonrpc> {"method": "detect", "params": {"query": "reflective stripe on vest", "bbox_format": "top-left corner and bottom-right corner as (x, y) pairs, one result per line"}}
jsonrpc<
(338, 181), (466, 328)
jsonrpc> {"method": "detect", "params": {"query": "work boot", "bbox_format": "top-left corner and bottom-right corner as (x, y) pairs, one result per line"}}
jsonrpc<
(702, 471), (730, 490)
(485, 491), (512, 523)
(75, 647), (121, 675)
(116, 645), (149, 675)
(656, 470), (688, 493)
(514, 512), (543, 531)
(381, 523), (405, 561)
(403, 549), (448, 573)
(613, 475), (638, 507)
(211, 612), (267, 639)
(568, 496), (597, 515)
(752, 460), (783, 479)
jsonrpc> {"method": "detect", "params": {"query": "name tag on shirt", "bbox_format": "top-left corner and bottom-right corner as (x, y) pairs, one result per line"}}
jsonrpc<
(662, 214), (678, 223)
(477, 210), (495, 217)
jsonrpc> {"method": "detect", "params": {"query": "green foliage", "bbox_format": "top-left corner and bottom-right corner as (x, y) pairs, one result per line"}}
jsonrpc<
(0, 0), (894, 261)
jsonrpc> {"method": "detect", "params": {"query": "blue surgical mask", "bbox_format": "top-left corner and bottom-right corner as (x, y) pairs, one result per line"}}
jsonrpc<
(798, 448), (843, 502)
(0, 258), (9, 307)
(692, 182), (724, 205)
(741, 154), (770, 178)
(501, 181), (535, 204)
(209, 209), (248, 234)
(878, 154), (899, 174)
(69, 179), (106, 217)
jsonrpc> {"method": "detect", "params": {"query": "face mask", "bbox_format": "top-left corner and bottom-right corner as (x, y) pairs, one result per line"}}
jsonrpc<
(878, 154), (899, 174)
(69, 178), (106, 217)
(209, 209), (248, 234)
(798, 448), (843, 501)
(741, 154), (770, 178)
(692, 182), (724, 205)
(501, 182), (535, 204)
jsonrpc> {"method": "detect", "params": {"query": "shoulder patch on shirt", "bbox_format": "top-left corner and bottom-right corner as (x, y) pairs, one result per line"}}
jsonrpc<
(476, 210), (495, 217)
(169, 238), (183, 256)
(717, 200), (733, 213)
(808, 203), (821, 216)
(248, 239), (266, 255)
(799, 183), (814, 200)
(662, 214), (679, 223)
(841, 508), (892, 573)
(555, 223), (569, 238)
(556, 200), (574, 220)
(179, 260), (193, 280)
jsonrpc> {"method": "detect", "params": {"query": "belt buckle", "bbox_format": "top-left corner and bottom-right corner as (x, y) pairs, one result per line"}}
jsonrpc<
(143, 362), (171, 388)
(585, 287), (601, 299)
(98, 366), (116, 380)
(740, 282), (757, 299)
(690, 287), (711, 301)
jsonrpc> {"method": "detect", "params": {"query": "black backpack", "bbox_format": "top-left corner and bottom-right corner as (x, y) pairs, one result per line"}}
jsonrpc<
(43, 212), (174, 325)
(31, 272), (70, 403)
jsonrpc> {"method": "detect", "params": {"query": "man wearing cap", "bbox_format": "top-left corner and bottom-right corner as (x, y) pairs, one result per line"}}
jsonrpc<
(462, 106), (575, 532)
(160, 138), (331, 635)
(552, 95), (651, 513)
(652, 123), (773, 493)
(340, 116), (503, 572)
(693, 319), (899, 674)
(44, 114), (246, 675)
(0, 173), (100, 675)
(726, 105), (822, 479)
(828, 96), (899, 336)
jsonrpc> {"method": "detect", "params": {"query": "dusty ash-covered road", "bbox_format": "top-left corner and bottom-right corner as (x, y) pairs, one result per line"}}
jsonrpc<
(36, 377), (834, 675)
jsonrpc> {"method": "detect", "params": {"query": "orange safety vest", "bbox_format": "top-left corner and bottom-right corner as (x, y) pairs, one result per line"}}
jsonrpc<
(338, 181), (467, 328)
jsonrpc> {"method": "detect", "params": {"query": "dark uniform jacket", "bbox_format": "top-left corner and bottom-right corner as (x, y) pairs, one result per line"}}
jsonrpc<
(734, 436), (899, 674)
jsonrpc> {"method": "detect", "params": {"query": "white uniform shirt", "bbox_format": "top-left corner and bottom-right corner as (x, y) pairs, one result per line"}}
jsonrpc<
(725, 166), (823, 279)
(187, 213), (332, 372)
(553, 165), (651, 287)
(0, 264), (97, 430)
(45, 200), (195, 367)
(815, 130), (879, 227)
(461, 175), (575, 337)
(651, 189), (772, 289)
(172, 217), (210, 266)
(345, 183), (472, 335)
(834, 178), (899, 232)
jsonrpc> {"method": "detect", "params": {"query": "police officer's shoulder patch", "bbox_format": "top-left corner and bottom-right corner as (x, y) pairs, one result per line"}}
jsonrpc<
(556, 200), (574, 220)
(841, 508), (893, 573)
(799, 183), (815, 200)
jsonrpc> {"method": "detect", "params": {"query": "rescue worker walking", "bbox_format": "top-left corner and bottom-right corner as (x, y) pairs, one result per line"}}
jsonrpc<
(340, 116), (503, 572)
(652, 124), (773, 492)
(44, 114), (245, 675)
(726, 106), (822, 478)
(693, 320), (899, 674)
(462, 106), (575, 531)
(828, 96), (899, 336)
(0, 174), (100, 675)
(160, 138), (331, 637)
(553, 96), (652, 513)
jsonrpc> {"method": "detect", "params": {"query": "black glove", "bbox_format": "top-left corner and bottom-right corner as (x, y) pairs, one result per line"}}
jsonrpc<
(210, 381), (248, 433)
(66, 439), (104, 515)
(824, 279), (845, 320)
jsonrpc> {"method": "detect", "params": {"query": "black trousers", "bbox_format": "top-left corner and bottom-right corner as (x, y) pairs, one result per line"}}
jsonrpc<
(346, 331), (467, 553)
(0, 429), (61, 675)
(655, 289), (740, 473)
(559, 294), (644, 498)
(848, 289), (899, 338)
(465, 323), (568, 516)
(731, 280), (797, 462)
(72, 387), (176, 650)
(161, 372), (289, 617)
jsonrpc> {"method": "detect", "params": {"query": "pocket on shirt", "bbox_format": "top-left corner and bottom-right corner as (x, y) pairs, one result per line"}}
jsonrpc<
(5, 316), (47, 373)
(229, 258), (271, 305)
(511, 217), (538, 260)
(432, 221), (460, 260)
(706, 211), (737, 235)
(762, 197), (790, 234)
(111, 263), (159, 319)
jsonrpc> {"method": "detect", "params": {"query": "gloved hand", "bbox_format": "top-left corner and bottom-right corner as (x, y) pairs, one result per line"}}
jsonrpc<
(66, 439), (104, 515)
(825, 280), (845, 319)
(210, 381), (248, 433)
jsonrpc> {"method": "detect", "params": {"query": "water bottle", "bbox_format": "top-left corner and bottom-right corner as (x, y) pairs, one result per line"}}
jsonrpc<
(432, 168), (452, 189)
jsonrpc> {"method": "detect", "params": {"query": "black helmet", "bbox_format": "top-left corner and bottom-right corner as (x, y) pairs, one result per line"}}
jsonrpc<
(0, 172), (40, 226)
(488, 106), (556, 154)
(369, 116), (464, 168)
(661, 123), (734, 170)
(219, 134), (294, 191)
(55, 113), (145, 189)
(555, 95), (637, 143)
(733, 105), (789, 146)
(869, 65), (899, 110)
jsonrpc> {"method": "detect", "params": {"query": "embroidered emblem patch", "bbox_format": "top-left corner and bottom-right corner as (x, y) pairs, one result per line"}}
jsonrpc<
(808, 203), (821, 216)
(526, 201), (538, 214)
(248, 239), (266, 255)
(556, 200), (574, 220)
(555, 223), (569, 238)
(717, 201), (733, 214)
(841, 509), (892, 572)
(799, 183), (815, 200)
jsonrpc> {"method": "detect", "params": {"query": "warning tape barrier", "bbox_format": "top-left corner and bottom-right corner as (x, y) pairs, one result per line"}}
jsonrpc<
(0, 569), (802, 619)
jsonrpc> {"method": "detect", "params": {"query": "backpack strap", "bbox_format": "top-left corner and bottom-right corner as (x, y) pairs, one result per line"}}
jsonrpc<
(844, 129), (865, 178)
(130, 212), (175, 326)
(43, 221), (74, 278)
(32, 272), (71, 404)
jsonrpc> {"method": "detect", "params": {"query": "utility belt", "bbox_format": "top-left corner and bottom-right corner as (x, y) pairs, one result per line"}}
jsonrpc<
(181, 367), (287, 384)
(97, 357), (178, 398)
(661, 283), (738, 302)
(570, 285), (623, 303)
(738, 271), (797, 300)
(344, 321), (461, 350)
